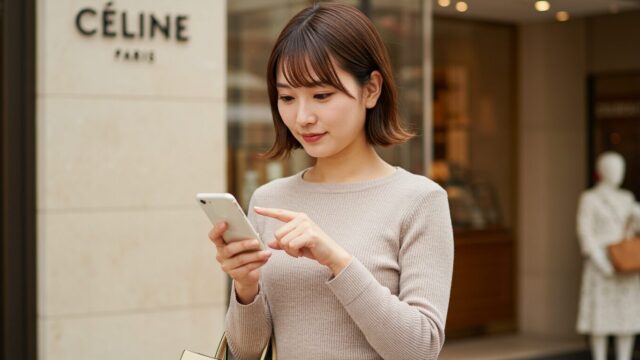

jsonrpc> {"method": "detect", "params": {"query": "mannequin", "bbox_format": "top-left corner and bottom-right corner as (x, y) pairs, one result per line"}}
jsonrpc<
(576, 151), (640, 360)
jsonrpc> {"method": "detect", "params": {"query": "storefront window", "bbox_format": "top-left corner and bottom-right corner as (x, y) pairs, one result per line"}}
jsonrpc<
(433, 18), (517, 336)
(432, 18), (516, 231)
(228, 0), (425, 210)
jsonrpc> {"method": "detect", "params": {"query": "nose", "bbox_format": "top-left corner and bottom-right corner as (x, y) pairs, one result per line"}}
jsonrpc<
(296, 100), (317, 127)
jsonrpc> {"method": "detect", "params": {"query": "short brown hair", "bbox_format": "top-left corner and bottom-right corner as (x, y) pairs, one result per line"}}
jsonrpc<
(262, 2), (415, 159)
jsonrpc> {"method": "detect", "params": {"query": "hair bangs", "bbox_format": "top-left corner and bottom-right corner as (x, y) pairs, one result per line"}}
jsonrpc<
(278, 29), (352, 97)
(262, 3), (415, 159)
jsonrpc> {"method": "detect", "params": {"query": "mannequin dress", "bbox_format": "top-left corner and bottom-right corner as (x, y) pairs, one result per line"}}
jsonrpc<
(576, 184), (640, 335)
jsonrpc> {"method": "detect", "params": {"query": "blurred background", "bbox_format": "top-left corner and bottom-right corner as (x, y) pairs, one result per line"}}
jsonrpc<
(2, 0), (639, 359)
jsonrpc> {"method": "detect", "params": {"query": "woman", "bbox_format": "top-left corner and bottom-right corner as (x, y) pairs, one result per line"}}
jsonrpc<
(208, 3), (454, 359)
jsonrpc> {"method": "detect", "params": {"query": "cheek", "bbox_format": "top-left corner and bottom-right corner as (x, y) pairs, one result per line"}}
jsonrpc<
(277, 104), (296, 128)
(327, 100), (366, 133)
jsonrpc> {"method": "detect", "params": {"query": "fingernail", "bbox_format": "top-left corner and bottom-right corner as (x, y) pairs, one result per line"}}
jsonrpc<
(254, 206), (262, 210)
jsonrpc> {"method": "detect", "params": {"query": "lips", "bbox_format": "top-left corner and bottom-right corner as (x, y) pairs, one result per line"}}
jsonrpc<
(301, 132), (327, 143)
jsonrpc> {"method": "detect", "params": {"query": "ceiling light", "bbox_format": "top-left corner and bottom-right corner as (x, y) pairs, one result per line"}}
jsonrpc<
(556, 11), (570, 22)
(438, 0), (451, 7)
(535, 1), (551, 12)
(456, 1), (468, 12)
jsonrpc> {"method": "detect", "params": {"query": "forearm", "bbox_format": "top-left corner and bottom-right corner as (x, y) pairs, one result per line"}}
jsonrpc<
(577, 203), (614, 275)
(326, 259), (446, 360)
(225, 281), (272, 360)
(579, 233), (614, 276)
(589, 247), (614, 276)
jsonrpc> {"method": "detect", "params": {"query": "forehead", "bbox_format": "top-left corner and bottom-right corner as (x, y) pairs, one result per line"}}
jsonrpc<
(275, 54), (349, 91)
(275, 61), (320, 84)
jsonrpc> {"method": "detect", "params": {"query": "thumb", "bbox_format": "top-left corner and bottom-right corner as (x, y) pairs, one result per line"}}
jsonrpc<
(268, 240), (282, 250)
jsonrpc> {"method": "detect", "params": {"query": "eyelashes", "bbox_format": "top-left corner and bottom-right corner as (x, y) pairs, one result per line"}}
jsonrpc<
(279, 95), (294, 103)
(314, 93), (333, 100)
(278, 93), (334, 103)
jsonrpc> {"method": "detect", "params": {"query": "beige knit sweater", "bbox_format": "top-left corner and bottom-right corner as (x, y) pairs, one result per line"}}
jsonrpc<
(225, 167), (454, 360)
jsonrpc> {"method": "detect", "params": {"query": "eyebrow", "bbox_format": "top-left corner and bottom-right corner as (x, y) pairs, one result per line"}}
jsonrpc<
(276, 81), (333, 90)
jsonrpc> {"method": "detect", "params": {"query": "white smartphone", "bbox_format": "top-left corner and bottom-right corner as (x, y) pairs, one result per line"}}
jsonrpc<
(196, 193), (262, 247)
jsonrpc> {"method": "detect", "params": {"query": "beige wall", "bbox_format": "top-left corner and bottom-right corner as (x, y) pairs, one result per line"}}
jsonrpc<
(517, 20), (587, 337)
(36, 1), (228, 359)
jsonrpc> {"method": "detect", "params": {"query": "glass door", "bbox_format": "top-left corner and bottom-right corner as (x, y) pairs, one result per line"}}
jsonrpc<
(588, 73), (640, 199)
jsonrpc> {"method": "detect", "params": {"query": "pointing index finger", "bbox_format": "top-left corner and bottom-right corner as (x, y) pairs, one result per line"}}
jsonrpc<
(254, 207), (297, 222)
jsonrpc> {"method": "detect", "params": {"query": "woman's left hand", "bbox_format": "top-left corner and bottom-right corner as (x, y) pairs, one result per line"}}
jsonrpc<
(254, 206), (352, 275)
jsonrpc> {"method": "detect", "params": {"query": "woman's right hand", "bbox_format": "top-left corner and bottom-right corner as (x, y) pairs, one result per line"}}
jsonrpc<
(208, 221), (272, 304)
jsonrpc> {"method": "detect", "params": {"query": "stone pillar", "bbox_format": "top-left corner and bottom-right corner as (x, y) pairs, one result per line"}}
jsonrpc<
(36, 1), (228, 358)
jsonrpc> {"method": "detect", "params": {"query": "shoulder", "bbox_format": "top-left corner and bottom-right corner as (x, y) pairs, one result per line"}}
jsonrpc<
(581, 188), (635, 203)
(395, 168), (448, 203)
(620, 189), (636, 202)
(580, 189), (599, 203)
(580, 189), (595, 200)
(249, 171), (300, 202)
(395, 169), (452, 241)
(392, 169), (449, 222)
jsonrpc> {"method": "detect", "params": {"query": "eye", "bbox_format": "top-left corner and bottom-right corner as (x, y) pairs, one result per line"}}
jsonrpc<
(279, 95), (294, 103)
(314, 93), (333, 100)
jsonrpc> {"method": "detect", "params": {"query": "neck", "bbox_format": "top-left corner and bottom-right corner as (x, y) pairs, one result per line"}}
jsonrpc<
(596, 181), (618, 191)
(305, 136), (394, 183)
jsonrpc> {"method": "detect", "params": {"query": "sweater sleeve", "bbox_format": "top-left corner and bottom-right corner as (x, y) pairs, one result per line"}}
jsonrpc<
(225, 282), (272, 360)
(224, 192), (272, 360)
(325, 188), (454, 360)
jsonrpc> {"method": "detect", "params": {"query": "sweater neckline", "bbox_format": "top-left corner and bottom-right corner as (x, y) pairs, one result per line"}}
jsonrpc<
(294, 166), (405, 193)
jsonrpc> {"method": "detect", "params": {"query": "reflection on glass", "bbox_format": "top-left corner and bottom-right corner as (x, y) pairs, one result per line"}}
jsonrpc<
(228, 0), (425, 210)
(432, 18), (515, 231)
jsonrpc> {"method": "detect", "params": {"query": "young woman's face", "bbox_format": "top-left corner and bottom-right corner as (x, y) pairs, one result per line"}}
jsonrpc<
(276, 63), (370, 159)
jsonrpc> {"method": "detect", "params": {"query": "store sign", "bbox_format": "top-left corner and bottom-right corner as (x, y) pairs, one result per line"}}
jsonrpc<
(74, 2), (190, 63)
(596, 101), (640, 119)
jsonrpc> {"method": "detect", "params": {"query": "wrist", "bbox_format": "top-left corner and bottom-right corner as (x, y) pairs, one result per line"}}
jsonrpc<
(234, 281), (259, 305)
(328, 250), (352, 276)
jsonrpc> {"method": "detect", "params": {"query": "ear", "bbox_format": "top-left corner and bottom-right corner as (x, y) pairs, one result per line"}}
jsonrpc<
(363, 70), (383, 109)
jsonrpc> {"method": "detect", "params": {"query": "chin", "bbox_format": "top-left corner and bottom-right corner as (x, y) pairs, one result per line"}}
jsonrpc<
(303, 149), (329, 159)
(302, 146), (338, 159)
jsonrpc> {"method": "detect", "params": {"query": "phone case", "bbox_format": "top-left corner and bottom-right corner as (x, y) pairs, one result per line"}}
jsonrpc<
(196, 193), (262, 245)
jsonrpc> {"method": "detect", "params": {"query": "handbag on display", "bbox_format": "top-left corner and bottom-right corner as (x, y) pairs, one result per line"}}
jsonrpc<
(595, 192), (640, 274)
(608, 232), (640, 274)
